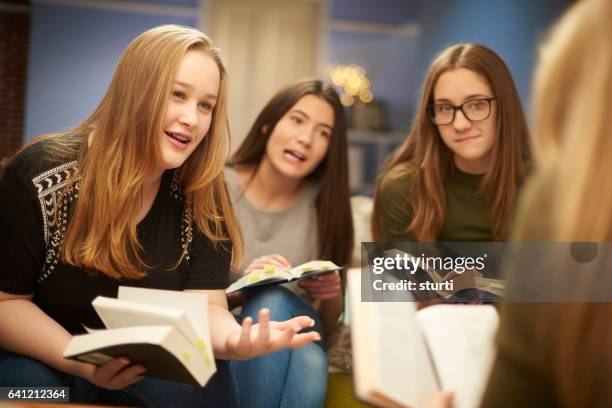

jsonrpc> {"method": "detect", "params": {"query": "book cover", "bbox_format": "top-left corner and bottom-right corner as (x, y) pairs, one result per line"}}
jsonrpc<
(63, 287), (216, 386)
(382, 249), (506, 300)
(226, 260), (342, 293)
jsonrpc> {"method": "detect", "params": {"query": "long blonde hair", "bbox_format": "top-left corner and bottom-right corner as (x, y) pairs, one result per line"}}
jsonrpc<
(15, 25), (242, 279)
(523, 1), (612, 406)
(372, 44), (530, 242)
(532, 0), (612, 242)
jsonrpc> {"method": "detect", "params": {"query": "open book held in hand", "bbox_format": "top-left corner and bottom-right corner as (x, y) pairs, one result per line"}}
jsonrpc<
(63, 287), (216, 386)
(226, 260), (342, 293)
(348, 269), (499, 408)
(384, 249), (506, 300)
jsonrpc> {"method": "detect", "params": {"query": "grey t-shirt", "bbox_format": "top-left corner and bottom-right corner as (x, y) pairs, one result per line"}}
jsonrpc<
(224, 167), (320, 288)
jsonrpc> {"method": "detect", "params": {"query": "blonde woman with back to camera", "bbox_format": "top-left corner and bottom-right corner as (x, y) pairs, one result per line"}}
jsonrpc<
(427, 0), (612, 406)
(481, 0), (612, 406)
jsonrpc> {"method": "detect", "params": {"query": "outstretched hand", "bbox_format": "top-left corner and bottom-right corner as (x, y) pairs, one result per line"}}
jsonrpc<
(226, 308), (320, 360)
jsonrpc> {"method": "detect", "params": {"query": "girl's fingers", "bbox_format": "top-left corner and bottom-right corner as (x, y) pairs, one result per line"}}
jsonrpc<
(298, 272), (340, 287)
(315, 272), (339, 280)
(109, 364), (146, 388)
(255, 254), (290, 268)
(245, 255), (290, 273)
(299, 282), (342, 294)
(96, 357), (131, 383)
(239, 316), (253, 350)
(256, 308), (271, 348)
(274, 324), (300, 349)
(228, 290), (247, 307)
(245, 262), (268, 272)
(268, 254), (292, 268)
(305, 285), (341, 294)
(298, 279), (340, 289)
(312, 292), (341, 300)
(424, 391), (454, 408)
(272, 315), (314, 331)
(287, 331), (321, 349)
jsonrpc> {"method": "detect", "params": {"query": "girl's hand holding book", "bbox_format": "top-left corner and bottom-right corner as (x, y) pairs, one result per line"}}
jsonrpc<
(80, 357), (146, 390)
(227, 290), (248, 308)
(225, 308), (320, 360)
(298, 270), (342, 300)
(424, 391), (454, 408)
(243, 254), (292, 276)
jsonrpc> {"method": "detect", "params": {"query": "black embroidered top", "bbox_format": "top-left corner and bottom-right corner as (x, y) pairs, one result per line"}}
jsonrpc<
(0, 140), (231, 334)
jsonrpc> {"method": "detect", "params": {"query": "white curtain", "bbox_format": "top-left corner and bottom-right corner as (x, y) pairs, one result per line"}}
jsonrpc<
(209, 0), (321, 151)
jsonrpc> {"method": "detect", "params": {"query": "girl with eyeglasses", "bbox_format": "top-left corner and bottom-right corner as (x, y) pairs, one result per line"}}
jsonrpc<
(372, 43), (531, 244)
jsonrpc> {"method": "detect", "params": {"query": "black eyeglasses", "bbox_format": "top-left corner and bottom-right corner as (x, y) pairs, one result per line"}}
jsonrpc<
(427, 97), (496, 125)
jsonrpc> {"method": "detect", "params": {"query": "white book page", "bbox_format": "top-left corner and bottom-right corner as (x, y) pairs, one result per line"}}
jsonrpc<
(289, 261), (340, 278)
(92, 297), (202, 344)
(117, 287), (215, 367)
(65, 326), (171, 356)
(225, 268), (292, 292)
(416, 305), (499, 408)
(348, 269), (439, 407)
(118, 287), (209, 339)
(372, 301), (440, 407)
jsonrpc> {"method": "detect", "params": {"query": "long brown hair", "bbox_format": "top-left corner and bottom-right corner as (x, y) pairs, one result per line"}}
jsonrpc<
(372, 43), (531, 242)
(524, 0), (612, 406)
(230, 79), (353, 265)
(8, 25), (242, 279)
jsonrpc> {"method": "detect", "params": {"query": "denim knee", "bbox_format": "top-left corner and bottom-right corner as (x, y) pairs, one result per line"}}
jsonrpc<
(121, 359), (238, 408)
(0, 349), (71, 387)
(292, 344), (328, 378)
(230, 343), (328, 408)
(242, 286), (319, 321)
(280, 344), (328, 408)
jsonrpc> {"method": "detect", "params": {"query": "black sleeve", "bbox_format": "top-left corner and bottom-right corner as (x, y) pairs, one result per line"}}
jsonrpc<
(184, 228), (232, 290)
(0, 164), (45, 294)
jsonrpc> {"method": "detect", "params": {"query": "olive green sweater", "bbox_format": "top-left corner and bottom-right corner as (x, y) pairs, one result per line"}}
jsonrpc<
(376, 162), (492, 242)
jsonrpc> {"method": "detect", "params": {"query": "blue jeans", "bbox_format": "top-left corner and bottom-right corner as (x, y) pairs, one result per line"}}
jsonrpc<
(231, 286), (328, 408)
(0, 348), (238, 407)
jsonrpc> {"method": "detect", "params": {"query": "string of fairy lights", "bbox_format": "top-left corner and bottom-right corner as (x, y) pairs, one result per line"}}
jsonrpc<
(328, 64), (374, 107)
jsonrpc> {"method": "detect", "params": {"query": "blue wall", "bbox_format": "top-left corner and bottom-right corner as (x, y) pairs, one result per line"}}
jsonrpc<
(24, 3), (196, 140)
(419, 0), (569, 112)
(24, 0), (569, 140)
(327, 0), (569, 133)
(330, 0), (419, 24)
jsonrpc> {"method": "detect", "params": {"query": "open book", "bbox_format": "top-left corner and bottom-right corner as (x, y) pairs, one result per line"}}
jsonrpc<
(63, 287), (215, 386)
(383, 249), (506, 300)
(226, 260), (342, 293)
(348, 269), (498, 408)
